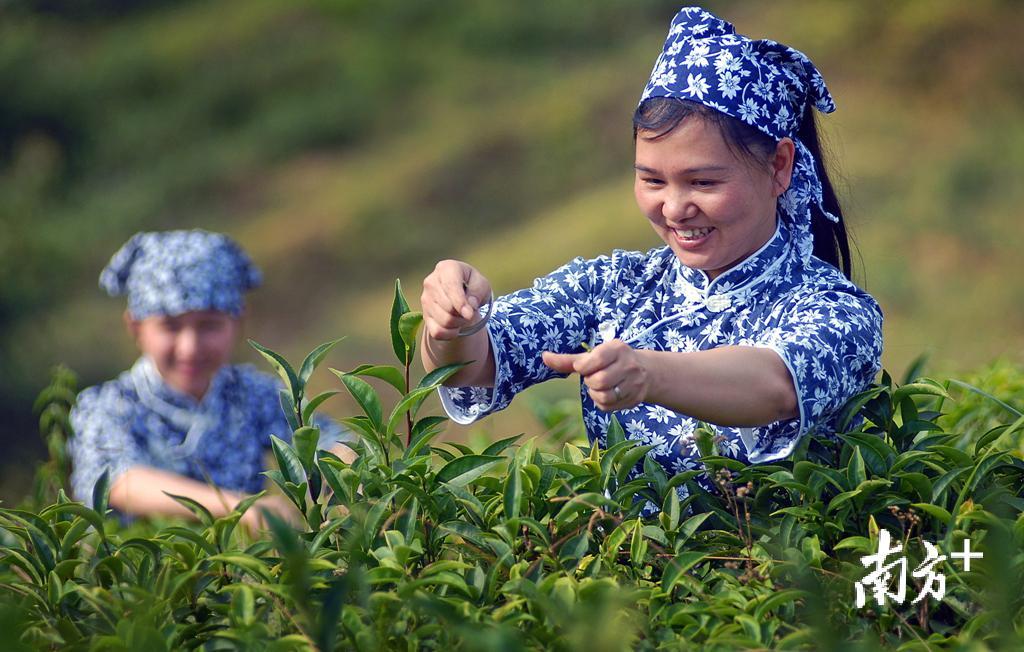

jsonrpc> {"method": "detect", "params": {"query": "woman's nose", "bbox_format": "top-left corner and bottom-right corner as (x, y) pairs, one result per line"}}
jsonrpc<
(176, 328), (201, 359)
(663, 190), (697, 223)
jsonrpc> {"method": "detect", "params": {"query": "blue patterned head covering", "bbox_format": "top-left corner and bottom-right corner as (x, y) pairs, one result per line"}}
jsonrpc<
(100, 230), (261, 319)
(640, 6), (837, 259)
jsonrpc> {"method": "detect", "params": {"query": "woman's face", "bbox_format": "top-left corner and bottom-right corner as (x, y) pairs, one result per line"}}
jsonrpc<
(130, 310), (239, 400)
(633, 117), (793, 279)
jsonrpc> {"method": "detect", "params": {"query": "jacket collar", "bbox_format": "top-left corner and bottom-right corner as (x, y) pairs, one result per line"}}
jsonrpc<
(670, 218), (791, 303)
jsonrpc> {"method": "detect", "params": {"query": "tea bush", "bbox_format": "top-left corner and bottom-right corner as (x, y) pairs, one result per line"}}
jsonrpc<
(2, 281), (1023, 651)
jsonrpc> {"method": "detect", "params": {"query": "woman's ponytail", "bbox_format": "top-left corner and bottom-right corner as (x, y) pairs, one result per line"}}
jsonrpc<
(798, 110), (853, 279)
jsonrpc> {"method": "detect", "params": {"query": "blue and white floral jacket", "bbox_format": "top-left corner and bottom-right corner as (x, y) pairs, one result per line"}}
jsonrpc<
(441, 219), (883, 477)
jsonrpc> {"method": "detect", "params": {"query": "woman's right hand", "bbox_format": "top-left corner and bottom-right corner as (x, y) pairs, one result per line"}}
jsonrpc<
(421, 259), (492, 341)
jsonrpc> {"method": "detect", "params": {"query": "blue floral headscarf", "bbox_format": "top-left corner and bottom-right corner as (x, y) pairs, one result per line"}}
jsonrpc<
(100, 230), (261, 319)
(640, 6), (837, 259)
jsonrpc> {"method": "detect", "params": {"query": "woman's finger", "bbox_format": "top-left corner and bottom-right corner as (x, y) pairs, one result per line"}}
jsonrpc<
(572, 340), (623, 376)
(541, 351), (583, 374)
(436, 261), (477, 321)
(588, 383), (638, 412)
(422, 283), (456, 318)
(463, 267), (492, 314)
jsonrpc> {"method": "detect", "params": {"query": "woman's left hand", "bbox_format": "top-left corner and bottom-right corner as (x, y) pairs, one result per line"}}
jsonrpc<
(542, 340), (650, 411)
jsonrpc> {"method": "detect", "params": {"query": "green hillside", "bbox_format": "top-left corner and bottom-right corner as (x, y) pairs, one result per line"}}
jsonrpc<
(3, 0), (1023, 501)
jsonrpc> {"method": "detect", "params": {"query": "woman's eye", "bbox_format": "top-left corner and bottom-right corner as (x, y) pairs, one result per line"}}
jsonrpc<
(693, 179), (717, 188)
(642, 178), (664, 187)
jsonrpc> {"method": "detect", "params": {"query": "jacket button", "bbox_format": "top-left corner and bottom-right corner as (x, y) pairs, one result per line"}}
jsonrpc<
(705, 295), (731, 313)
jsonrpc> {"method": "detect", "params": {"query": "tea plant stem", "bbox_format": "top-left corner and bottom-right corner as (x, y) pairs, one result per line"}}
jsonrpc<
(892, 606), (934, 650)
(405, 359), (413, 447)
(265, 590), (316, 646)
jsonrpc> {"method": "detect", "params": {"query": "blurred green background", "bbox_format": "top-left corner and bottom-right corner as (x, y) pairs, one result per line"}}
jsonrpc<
(2, 0), (1022, 503)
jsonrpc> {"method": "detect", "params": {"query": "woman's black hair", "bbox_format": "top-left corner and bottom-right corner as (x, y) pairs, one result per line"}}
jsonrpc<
(632, 97), (852, 279)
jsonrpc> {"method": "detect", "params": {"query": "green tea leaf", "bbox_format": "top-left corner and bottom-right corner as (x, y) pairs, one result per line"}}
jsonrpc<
(39, 503), (105, 536)
(678, 512), (711, 542)
(362, 490), (400, 548)
(405, 416), (449, 459)
(837, 385), (887, 431)
(398, 311), (423, 365)
(893, 380), (953, 404)
(660, 490), (680, 531)
(279, 389), (300, 432)
(910, 502), (952, 525)
(249, 339), (301, 398)
(292, 426), (320, 474)
(232, 584), (255, 626)
(349, 364), (406, 393)
(390, 279), (412, 364)
(416, 361), (469, 393)
(163, 492), (215, 527)
(302, 390), (340, 425)
(299, 337), (346, 385)
(331, 370), (384, 432)
(752, 589), (809, 622)
(847, 446), (866, 487)
(92, 469), (110, 517)
(482, 433), (523, 457)
(386, 385), (437, 435)
(439, 520), (489, 549)
(162, 526), (217, 555)
(661, 551), (706, 593)
(504, 463), (522, 520)
(271, 435), (307, 487)
(629, 518), (647, 566)
(435, 455), (503, 487)
(339, 416), (386, 462)
(208, 553), (273, 582)
(833, 536), (872, 552)
(615, 444), (654, 486)
(606, 414), (625, 448)
(555, 493), (618, 526)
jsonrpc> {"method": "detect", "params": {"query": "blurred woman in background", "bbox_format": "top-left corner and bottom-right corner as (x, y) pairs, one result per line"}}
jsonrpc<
(69, 229), (354, 529)
(419, 6), (883, 499)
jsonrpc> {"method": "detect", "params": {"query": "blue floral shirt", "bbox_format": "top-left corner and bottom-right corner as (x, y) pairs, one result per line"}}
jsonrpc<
(441, 220), (883, 476)
(69, 357), (347, 506)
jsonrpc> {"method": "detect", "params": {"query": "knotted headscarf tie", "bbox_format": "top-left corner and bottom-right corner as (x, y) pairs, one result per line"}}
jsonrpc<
(640, 6), (837, 259)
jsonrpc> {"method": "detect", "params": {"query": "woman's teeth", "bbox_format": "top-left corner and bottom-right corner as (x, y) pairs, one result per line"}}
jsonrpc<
(675, 227), (714, 240)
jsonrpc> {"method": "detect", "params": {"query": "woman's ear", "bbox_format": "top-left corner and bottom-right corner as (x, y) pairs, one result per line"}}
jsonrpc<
(123, 310), (140, 342)
(771, 137), (796, 197)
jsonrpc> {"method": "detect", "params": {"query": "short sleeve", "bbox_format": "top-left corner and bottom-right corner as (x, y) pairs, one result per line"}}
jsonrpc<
(68, 385), (144, 507)
(738, 289), (883, 462)
(440, 254), (618, 424)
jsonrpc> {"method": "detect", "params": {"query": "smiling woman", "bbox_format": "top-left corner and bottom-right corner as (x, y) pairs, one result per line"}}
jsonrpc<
(67, 230), (355, 530)
(129, 311), (240, 400)
(419, 6), (883, 501)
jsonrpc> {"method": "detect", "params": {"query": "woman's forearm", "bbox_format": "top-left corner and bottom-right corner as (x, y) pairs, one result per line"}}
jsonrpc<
(420, 328), (496, 387)
(638, 346), (799, 427)
(109, 466), (245, 519)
